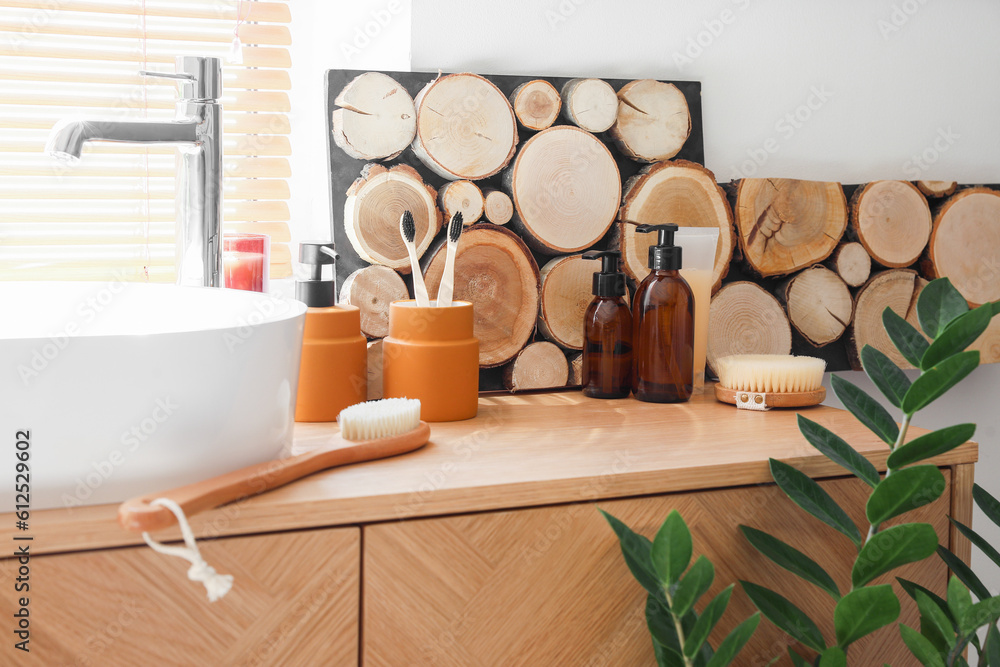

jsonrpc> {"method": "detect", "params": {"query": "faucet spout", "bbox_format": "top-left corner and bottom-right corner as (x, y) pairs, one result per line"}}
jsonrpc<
(43, 55), (225, 288)
(45, 118), (199, 162)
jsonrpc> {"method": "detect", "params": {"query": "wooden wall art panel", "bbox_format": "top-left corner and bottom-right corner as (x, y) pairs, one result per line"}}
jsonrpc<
(325, 70), (1000, 392)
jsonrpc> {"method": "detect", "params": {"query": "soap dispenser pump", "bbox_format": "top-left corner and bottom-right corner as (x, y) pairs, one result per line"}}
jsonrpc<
(294, 242), (367, 422)
(631, 224), (695, 403)
(581, 250), (632, 398)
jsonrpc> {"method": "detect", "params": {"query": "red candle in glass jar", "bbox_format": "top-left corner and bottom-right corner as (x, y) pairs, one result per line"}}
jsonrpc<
(223, 233), (269, 292)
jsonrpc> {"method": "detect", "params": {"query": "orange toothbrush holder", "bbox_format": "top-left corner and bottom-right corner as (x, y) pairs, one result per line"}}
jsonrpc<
(383, 300), (479, 422)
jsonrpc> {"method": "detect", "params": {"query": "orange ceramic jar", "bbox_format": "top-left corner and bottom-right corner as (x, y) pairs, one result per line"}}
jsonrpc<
(382, 300), (479, 422)
(294, 304), (367, 422)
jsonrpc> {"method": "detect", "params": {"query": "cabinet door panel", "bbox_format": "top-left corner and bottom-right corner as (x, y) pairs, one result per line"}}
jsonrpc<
(0, 527), (359, 666)
(364, 474), (951, 666)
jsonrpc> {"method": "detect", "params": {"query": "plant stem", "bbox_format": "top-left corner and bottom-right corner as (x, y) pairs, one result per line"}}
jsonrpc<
(664, 590), (695, 667)
(866, 412), (913, 542)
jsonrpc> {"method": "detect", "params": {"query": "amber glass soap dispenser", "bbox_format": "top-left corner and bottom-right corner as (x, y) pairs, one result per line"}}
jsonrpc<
(581, 250), (632, 398)
(631, 224), (695, 403)
(294, 242), (367, 422)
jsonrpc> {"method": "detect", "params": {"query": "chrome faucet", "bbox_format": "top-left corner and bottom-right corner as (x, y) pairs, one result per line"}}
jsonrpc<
(46, 56), (225, 288)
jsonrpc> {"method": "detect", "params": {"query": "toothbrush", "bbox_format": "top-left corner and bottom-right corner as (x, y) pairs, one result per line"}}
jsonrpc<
(119, 398), (429, 533)
(437, 211), (463, 308)
(400, 210), (430, 307)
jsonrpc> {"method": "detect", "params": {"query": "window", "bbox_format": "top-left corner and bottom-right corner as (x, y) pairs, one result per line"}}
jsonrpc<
(0, 0), (292, 281)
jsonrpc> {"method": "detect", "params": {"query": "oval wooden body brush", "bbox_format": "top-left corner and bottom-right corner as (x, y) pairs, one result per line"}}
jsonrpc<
(119, 398), (430, 533)
(714, 354), (826, 410)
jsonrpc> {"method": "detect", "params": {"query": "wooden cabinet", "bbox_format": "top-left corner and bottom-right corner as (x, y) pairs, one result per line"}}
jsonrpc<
(364, 473), (955, 666)
(0, 393), (979, 665)
(0, 527), (359, 666)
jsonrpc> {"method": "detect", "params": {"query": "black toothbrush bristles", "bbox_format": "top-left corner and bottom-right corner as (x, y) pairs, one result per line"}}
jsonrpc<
(448, 211), (463, 243)
(400, 210), (415, 243)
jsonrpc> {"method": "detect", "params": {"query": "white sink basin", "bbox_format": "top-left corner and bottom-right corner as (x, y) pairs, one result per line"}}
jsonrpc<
(1, 281), (306, 510)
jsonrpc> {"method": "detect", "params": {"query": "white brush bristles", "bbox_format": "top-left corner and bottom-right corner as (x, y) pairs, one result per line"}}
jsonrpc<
(338, 398), (421, 441)
(716, 355), (826, 393)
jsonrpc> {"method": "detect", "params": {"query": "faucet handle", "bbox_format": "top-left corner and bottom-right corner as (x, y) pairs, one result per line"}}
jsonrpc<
(140, 56), (222, 101)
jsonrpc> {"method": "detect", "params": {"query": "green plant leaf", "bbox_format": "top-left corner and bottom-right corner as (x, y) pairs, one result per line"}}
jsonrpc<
(938, 545), (991, 600)
(769, 458), (862, 548)
(818, 646), (846, 667)
(974, 483), (1000, 530)
(861, 344), (912, 409)
(984, 624), (1000, 666)
(600, 509), (666, 603)
(922, 305), (992, 369)
(787, 648), (810, 667)
(684, 585), (733, 659)
(646, 595), (683, 662)
(652, 637), (685, 667)
(740, 525), (840, 600)
(797, 415), (880, 487)
(852, 523), (938, 587)
(672, 555), (714, 617)
(950, 517), (1000, 570)
(866, 465), (946, 525)
(960, 597), (1000, 637)
(901, 623), (946, 667)
(916, 589), (954, 653)
(833, 585), (900, 648)
(917, 278), (969, 338)
(948, 576), (974, 633)
(705, 612), (760, 667)
(887, 423), (976, 469)
(901, 350), (980, 414)
(883, 307), (930, 368)
(830, 374), (900, 445)
(898, 578), (955, 625)
(651, 510), (692, 586)
(740, 581), (826, 652)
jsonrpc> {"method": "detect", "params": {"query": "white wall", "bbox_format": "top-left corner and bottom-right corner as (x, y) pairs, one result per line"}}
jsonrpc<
(409, 0), (1000, 627)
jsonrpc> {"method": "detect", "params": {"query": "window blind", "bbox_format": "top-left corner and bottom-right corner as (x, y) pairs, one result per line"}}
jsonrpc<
(0, 0), (292, 282)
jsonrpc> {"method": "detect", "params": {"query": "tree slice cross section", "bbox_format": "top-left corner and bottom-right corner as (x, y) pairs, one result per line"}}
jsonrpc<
(917, 181), (958, 198)
(850, 180), (931, 268)
(482, 188), (513, 225)
(735, 178), (848, 277)
(422, 225), (541, 367)
(537, 254), (598, 350)
(615, 160), (734, 292)
(503, 125), (621, 255)
(411, 72), (518, 181)
(503, 342), (570, 391)
(707, 281), (792, 375)
(926, 187), (1000, 307)
(331, 72), (416, 161)
(778, 266), (853, 347)
(825, 242), (871, 287)
(343, 164), (441, 272)
(438, 180), (484, 225)
(339, 264), (410, 339)
(510, 79), (561, 131)
(560, 78), (618, 133)
(609, 79), (691, 163)
(849, 269), (927, 370)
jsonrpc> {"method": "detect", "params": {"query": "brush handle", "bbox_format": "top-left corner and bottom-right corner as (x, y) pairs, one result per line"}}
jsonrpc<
(438, 240), (458, 307)
(118, 422), (431, 533)
(406, 242), (430, 307)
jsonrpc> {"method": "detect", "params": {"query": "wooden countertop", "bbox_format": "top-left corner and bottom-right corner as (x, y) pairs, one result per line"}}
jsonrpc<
(5, 386), (978, 556)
